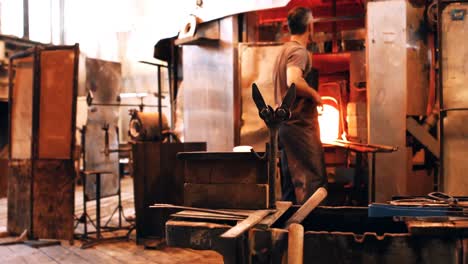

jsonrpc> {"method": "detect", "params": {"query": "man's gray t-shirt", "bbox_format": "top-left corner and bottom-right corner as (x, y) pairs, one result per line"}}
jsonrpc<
(273, 41), (317, 123)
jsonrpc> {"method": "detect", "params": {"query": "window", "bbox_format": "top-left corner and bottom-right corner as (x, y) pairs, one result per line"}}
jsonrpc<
(29, 0), (61, 44)
(29, 0), (52, 43)
(0, 0), (24, 37)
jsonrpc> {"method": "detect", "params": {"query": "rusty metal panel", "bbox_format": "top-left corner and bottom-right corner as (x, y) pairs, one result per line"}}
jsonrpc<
(38, 49), (76, 159)
(182, 16), (238, 151)
(0, 86), (6, 101)
(238, 43), (283, 151)
(442, 3), (468, 195)
(84, 58), (121, 199)
(7, 160), (32, 236)
(33, 160), (74, 240)
(406, 5), (429, 116)
(10, 56), (34, 160)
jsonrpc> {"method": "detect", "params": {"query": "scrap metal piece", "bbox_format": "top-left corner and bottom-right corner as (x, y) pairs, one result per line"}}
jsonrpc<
(151, 203), (252, 218)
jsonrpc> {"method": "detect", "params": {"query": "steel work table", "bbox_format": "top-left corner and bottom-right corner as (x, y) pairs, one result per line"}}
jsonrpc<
(324, 140), (397, 203)
(165, 205), (468, 264)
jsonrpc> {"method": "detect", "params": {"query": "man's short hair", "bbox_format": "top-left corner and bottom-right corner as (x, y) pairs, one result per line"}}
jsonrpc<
(287, 7), (312, 35)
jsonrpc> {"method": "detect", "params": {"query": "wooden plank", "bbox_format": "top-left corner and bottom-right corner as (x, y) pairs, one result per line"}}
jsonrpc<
(256, 201), (292, 229)
(184, 183), (268, 209)
(156, 246), (222, 264)
(0, 246), (25, 264)
(221, 210), (272, 238)
(8, 244), (56, 264)
(108, 240), (222, 264)
(7, 160), (32, 236)
(92, 243), (157, 264)
(39, 245), (90, 264)
(0, 176), (227, 264)
(0, 243), (14, 253)
(114, 242), (177, 262)
(33, 160), (74, 240)
(64, 242), (125, 264)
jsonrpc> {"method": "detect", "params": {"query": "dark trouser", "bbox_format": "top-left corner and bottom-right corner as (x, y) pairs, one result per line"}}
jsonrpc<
(279, 118), (327, 204)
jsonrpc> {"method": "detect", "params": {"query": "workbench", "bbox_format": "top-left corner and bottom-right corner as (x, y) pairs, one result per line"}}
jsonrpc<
(165, 205), (467, 264)
(324, 140), (397, 203)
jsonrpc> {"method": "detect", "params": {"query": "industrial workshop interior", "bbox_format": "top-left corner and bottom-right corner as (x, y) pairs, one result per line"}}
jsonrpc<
(0, 0), (467, 263)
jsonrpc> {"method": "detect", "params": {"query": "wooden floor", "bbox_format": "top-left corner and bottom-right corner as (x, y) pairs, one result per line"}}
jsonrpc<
(0, 177), (223, 264)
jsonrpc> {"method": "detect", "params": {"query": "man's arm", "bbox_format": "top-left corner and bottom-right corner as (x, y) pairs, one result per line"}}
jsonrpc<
(287, 66), (322, 105)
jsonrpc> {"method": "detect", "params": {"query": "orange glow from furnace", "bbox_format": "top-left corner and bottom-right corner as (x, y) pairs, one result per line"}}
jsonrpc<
(318, 102), (340, 143)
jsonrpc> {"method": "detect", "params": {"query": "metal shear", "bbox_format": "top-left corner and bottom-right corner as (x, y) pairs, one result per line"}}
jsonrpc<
(252, 83), (296, 128)
(251, 83), (296, 208)
(428, 192), (458, 206)
(390, 192), (459, 207)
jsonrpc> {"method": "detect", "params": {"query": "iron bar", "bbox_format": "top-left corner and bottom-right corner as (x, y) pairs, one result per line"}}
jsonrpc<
(89, 103), (166, 108)
(157, 66), (163, 138)
(269, 128), (278, 209)
(150, 204), (253, 218)
(139, 60), (168, 68)
(440, 107), (468, 113)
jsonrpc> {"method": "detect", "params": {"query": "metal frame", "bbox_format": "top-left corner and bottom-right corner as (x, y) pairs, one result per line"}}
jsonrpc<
(138, 60), (170, 139)
(8, 47), (38, 238)
(10, 44), (80, 161)
(7, 47), (36, 161)
(74, 126), (134, 248)
(74, 170), (134, 249)
(7, 44), (80, 239)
